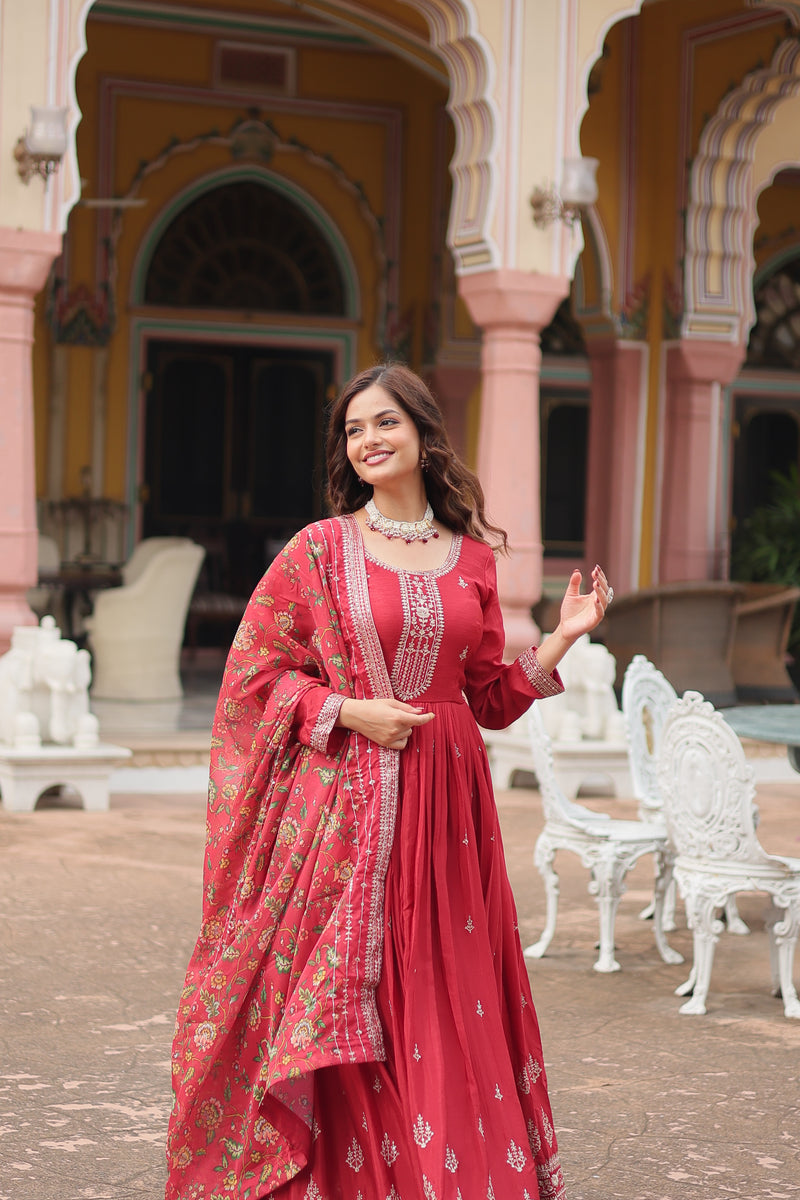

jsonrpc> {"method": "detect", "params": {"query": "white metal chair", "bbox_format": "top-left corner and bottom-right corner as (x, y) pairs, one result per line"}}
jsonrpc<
(658, 691), (800, 1018)
(85, 542), (205, 700)
(523, 702), (683, 973)
(621, 655), (748, 936)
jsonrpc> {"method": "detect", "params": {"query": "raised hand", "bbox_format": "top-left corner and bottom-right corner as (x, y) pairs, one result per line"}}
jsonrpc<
(557, 565), (612, 641)
(535, 565), (614, 678)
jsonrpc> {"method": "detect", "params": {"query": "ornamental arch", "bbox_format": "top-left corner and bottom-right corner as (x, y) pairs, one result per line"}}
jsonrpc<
(683, 37), (800, 344)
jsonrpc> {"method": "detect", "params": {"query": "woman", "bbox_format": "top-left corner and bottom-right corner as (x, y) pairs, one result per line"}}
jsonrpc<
(166, 364), (612, 1200)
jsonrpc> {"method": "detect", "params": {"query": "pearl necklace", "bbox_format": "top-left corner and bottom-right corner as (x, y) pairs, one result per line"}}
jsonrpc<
(365, 498), (439, 544)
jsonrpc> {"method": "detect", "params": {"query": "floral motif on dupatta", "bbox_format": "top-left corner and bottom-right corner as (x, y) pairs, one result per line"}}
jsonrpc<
(166, 518), (399, 1200)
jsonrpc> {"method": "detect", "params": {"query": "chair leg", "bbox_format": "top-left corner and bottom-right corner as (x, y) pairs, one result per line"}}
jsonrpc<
(588, 849), (626, 973)
(679, 894), (723, 1015)
(723, 896), (750, 936)
(639, 865), (678, 932)
(651, 853), (683, 965)
(765, 899), (800, 1019)
(524, 833), (559, 960)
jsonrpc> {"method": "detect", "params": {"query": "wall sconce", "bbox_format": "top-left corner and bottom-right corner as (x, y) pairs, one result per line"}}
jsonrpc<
(14, 106), (69, 183)
(530, 157), (599, 229)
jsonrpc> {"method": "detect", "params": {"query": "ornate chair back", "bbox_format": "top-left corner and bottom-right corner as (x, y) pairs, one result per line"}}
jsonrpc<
(657, 691), (771, 868)
(621, 655), (677, 822)
(527, 702), (610, 828)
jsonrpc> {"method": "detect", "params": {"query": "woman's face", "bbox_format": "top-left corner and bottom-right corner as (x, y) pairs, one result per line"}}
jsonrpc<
(344, 384), (422, 490)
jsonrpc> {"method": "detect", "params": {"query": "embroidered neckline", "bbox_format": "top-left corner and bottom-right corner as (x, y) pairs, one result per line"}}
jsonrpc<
(359, 526), (463, 578)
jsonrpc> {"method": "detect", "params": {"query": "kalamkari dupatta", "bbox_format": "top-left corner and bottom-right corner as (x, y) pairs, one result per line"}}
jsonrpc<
(166, 517), (400, 1199)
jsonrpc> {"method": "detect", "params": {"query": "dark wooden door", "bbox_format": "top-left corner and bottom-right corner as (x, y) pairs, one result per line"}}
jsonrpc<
(143, 340), (333, 599)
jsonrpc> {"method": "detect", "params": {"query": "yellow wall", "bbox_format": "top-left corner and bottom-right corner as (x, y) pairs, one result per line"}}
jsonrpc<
(36, 7), (449, 502)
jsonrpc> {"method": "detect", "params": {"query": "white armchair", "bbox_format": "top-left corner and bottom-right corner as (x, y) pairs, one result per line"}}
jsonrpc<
(85, 542), (205, 700)
(658, 691), (800, 1018)
(121, 536), (194, 586)
(622, 655), (749, 936)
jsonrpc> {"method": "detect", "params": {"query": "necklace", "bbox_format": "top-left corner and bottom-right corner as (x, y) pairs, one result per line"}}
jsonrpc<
(365, 497), (439, 544)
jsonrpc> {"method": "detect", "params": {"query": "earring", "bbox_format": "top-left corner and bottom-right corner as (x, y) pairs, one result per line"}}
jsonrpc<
(420, 453), (429, 471)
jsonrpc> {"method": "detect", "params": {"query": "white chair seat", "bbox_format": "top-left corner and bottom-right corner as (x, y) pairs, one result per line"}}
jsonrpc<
(523, 703), (683, 974)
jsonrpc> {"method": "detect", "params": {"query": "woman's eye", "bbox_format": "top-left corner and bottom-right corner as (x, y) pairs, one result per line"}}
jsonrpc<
(380, 418), (398, 428)
(346, 426), (361, 437)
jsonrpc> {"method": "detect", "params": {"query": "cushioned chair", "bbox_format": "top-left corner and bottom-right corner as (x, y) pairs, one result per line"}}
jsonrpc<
(121, 536), (194, 587)
(658, 691), (800, 1018)
(85, 542), (205, 700)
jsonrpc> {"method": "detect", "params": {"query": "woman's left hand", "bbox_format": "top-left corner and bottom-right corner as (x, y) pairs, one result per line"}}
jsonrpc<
(557, 564), (612, 642)
(535, 565), (613, 677)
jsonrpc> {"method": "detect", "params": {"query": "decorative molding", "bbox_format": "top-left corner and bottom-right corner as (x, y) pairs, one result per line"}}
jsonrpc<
(683, 36), (800, 343)
(126, 140), (365, 315)
(618, 273), (650, 341)
(407, 0), (500, 273)
(90, 0), (372, 47)
(748, 0), (800, 29)
(47, 279), (115, 346)
(674, 9), (787, 313)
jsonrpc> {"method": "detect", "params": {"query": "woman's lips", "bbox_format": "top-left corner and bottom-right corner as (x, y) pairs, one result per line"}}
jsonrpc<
(363, 451), (393, 465)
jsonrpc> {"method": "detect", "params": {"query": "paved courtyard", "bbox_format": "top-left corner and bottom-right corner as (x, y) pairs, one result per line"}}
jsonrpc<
(1, 749), (799, 1199)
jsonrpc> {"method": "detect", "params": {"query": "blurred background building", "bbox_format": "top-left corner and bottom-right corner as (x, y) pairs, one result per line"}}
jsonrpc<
(4, 0), (800, 654)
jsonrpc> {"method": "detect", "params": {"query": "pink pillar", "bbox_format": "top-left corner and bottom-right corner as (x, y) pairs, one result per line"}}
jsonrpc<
(0, 227), (63, 652)
(425, 363), (479, 460)
(661, 340), (745, 581)
(584, 339), (648, 592)
(459, 268), (569, 657)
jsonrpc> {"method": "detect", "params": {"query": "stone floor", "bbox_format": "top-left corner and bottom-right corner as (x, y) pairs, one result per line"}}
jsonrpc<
(1, 665), (800, 1200)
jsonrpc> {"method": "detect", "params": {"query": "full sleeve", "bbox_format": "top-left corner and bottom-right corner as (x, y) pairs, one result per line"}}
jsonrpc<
(463, 548), (563, 730)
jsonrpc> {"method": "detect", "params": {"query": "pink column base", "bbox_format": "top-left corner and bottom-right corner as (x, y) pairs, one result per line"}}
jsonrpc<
(458, 269), (569, 657)
(0, 227), (63, 653)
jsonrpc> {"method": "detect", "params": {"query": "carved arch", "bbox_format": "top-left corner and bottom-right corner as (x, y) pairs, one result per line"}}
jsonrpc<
(404, 0), (500, 273)
(683, 37), (800, 344)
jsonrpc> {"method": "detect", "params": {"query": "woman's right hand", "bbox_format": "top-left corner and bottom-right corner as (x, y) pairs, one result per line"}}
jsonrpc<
(337, 697), (434, 750)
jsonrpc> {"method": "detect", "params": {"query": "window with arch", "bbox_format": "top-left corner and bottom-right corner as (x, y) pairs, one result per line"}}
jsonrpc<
(747, 253), (800, 369)
(143, 180), (346, 314)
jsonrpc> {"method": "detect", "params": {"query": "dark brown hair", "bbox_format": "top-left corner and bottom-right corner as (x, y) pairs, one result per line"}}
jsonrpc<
(325, 362), (508, 552)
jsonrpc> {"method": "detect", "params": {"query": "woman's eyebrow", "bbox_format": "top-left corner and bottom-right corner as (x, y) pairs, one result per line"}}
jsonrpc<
(344, 408), (401, 427)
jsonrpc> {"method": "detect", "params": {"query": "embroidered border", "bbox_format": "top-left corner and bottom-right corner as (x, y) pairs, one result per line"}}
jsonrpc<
(391, 571), (446, 700)
(336, 516), (400, 1060)
(364, 532), (463, 578)
(536, 1152), (567, 1200)
(517, 646), (563, 698)
(309, 692), (345, 753)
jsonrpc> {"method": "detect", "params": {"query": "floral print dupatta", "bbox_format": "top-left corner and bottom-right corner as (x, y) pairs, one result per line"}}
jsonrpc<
(166, 518), (400, 1199)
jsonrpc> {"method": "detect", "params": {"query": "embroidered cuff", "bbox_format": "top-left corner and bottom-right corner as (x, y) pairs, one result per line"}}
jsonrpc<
(309, 692), (346, 753)
(517, 646), (564, 698)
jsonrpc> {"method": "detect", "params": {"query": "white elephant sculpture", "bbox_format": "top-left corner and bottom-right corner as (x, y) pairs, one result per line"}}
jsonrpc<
(0, 617), (97, 748)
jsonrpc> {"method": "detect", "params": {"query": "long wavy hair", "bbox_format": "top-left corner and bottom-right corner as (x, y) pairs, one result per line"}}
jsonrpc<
(325, 363), (508, 552)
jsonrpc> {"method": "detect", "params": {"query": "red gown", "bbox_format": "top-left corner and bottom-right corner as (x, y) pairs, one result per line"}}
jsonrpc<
(166, 518), (566, 1200)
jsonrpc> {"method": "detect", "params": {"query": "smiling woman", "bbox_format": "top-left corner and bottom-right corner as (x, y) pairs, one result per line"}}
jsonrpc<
(166, 363), (612, 1200)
